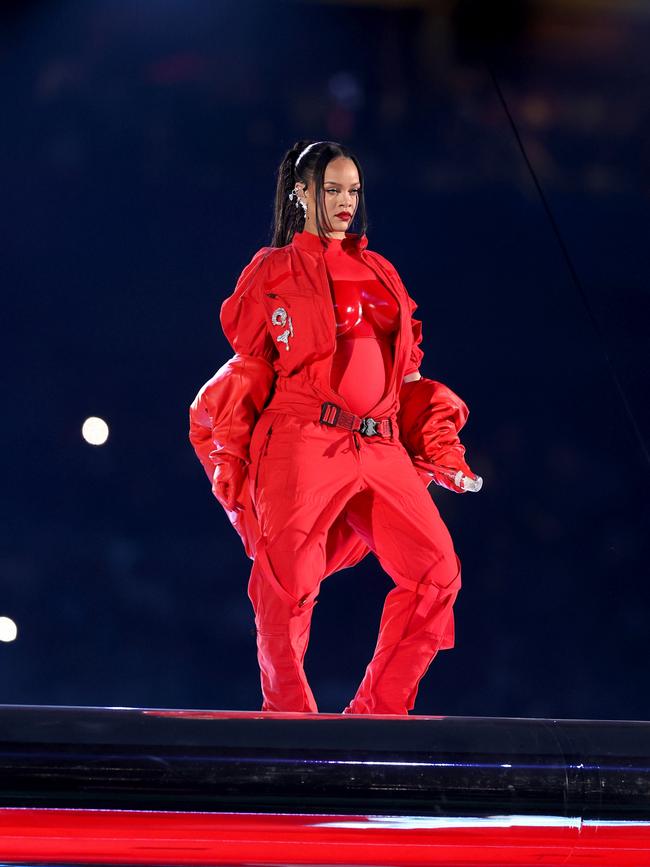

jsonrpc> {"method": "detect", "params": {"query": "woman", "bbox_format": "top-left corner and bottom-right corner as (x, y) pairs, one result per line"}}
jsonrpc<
(189, 140), (482, 715)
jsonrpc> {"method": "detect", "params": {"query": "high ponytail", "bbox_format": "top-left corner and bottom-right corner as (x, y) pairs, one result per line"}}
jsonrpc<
(268, 140), (368, 248)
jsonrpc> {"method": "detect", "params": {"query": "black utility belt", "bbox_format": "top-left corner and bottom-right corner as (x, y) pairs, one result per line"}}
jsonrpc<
(319, 401), (393, 438)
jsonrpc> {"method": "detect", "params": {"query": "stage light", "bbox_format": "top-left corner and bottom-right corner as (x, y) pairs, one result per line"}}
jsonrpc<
(82, 416), (109, 446)
(0, 617), (18, 642)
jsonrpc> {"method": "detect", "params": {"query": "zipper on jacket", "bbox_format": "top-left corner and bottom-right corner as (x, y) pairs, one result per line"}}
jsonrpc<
(253, 422), (274, 494)
(261, 423), (274, 457)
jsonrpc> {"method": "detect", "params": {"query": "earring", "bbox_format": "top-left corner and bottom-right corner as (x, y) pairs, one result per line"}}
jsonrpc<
(288, 187), (308, 218)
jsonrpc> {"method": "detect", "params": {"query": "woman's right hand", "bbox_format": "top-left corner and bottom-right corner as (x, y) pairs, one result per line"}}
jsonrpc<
(212, 456), (247, 512)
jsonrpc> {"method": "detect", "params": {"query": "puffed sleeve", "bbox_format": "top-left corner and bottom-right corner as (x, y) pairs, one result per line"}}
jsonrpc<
(188, 248), (277, 474)
(397, 377), (478, 492)
(366, 251), (479, 494)
(188, 351), (275, 561)
(188, 354), (276, 472)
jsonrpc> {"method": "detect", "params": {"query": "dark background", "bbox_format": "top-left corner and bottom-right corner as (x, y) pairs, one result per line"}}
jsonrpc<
(2, 0), (648, 719)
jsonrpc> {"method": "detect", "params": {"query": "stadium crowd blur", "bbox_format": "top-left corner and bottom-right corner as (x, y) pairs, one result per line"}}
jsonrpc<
(2, 0), (648, 718)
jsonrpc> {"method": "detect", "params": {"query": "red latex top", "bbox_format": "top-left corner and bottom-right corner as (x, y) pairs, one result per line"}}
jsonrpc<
(323, 237), (400, 339)
(323, 236), (400, 415)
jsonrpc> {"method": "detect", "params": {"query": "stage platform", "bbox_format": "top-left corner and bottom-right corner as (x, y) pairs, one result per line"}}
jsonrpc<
(0, 704), (649, 865)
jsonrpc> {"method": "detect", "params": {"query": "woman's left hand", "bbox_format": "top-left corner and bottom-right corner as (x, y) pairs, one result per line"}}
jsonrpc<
(212, 456), (247, 512)
(425, 459), (483, 494)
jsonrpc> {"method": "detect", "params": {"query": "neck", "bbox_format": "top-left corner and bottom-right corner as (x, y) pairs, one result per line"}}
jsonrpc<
(303, 226), (345, 240)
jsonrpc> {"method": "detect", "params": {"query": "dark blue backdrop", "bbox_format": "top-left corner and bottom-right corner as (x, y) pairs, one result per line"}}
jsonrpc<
(2, 0), (648, 718)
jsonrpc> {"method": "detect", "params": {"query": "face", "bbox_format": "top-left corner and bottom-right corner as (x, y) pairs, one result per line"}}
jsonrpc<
(297, 156), (361, 239)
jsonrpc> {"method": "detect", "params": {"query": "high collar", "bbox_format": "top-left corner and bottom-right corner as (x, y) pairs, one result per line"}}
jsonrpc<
(291, 229), (368, 254)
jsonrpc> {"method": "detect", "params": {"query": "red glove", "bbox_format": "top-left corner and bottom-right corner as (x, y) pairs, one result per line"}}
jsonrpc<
(211, 455), (247, 513)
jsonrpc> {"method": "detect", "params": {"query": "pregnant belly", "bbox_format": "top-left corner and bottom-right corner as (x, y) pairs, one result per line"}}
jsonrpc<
(330, 335), (394, 417)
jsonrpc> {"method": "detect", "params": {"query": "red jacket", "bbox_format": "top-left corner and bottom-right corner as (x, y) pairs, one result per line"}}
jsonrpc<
(189, 230), (474, 565)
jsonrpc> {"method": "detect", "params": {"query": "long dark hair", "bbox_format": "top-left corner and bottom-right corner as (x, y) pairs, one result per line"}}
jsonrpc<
(269, 140), (368, 248)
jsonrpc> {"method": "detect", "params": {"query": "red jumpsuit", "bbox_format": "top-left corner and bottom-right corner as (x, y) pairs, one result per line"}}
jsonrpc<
(189, 229), (477, 715)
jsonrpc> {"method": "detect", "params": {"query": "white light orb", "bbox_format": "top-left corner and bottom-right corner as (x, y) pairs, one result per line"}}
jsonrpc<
(82, 416), (109, 446)
(0, 617), (18, 642)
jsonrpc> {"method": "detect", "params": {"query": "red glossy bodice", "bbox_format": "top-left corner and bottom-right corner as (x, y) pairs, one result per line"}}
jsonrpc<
(323, 237), (399, 417)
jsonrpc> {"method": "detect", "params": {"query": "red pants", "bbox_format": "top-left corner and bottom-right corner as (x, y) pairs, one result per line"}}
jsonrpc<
(247, 411), (462, 715)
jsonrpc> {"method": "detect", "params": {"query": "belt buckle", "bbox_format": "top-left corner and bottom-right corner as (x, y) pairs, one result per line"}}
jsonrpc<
(320, 401), (341, 427)
(359, 416), (378, 436)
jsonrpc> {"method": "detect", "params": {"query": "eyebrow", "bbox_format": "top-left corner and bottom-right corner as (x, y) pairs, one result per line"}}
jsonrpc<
(323, 180), (361, 186)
